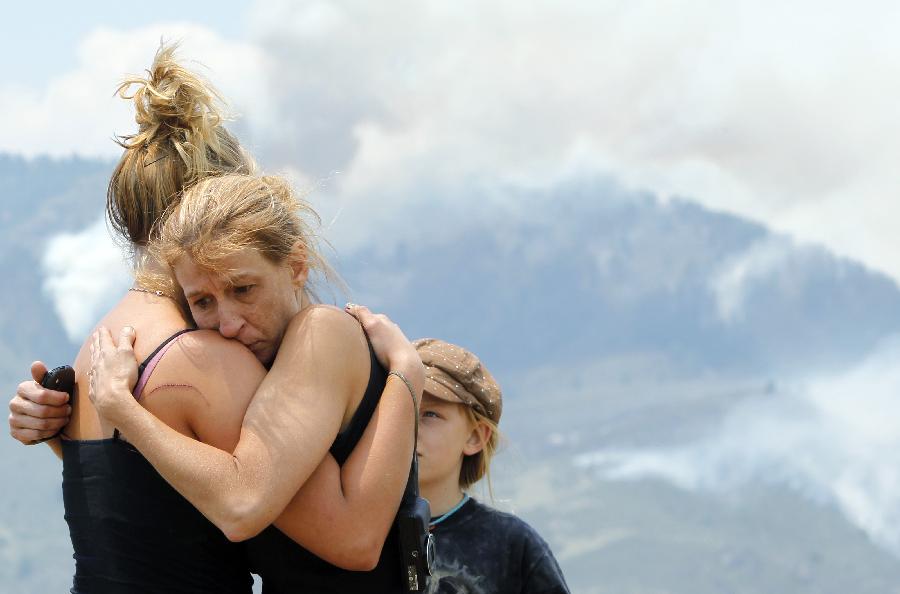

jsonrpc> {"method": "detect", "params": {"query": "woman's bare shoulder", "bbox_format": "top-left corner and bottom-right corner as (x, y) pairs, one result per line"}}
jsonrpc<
(139, 330), (265, 446)
(290, 304), (363, 339)
(295, 303), (351, 322)
(179, 329), (261, 362)
(275, 305), (369, 382)
(150, 330), (265, 390)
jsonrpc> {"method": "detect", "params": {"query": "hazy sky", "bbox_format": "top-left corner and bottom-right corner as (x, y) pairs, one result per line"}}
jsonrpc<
(1, 1), (247, 86)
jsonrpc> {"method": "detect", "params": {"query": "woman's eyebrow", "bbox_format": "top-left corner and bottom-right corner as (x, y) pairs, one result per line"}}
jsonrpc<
(223, 270), (258, 285)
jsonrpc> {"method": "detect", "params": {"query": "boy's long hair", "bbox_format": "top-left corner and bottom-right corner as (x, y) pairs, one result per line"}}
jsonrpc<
(460, 408), (501, 499)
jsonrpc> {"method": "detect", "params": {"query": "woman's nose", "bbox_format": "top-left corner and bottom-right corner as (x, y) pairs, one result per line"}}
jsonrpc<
(217, 307), (245, 339)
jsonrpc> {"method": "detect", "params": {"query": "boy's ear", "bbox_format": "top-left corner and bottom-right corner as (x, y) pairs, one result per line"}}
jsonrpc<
(463, 422), (492, 456)
(289, 241), (309, 289)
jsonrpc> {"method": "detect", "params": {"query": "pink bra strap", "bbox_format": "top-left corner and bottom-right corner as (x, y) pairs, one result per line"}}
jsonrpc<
(133, 333), (191, 400)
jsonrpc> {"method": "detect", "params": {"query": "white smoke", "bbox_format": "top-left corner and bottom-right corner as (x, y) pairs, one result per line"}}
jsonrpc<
(709, 236), (831, 323)
(575, 338), (900, 555)
(42, 215), (132, 342)
(238, 0), (900, 281)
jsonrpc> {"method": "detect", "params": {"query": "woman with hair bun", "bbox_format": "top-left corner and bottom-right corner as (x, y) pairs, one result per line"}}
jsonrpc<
(9, 45), (418, 593)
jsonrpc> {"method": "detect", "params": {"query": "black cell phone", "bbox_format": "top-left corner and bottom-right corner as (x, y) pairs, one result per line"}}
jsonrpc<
(41, 365), (75, 398)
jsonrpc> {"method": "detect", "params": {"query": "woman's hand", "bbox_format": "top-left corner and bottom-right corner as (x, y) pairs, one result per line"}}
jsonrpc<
(89, 326), (140, 426)
(8, 361), (71, 445)
(344, 304), (424, 404)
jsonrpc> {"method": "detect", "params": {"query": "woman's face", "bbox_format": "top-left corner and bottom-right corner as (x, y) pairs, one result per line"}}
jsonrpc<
(174, 247), (307, 366)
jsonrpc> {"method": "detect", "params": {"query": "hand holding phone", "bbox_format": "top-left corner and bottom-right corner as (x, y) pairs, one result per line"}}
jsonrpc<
(9, 362), (74, 446)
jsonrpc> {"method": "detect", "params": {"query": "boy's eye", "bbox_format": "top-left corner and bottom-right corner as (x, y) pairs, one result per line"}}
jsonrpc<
(234, 285), (255, 296)
(422, 411), (440, 419)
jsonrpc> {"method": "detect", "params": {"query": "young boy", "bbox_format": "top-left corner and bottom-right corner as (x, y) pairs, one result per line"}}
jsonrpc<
(413, 338), (570, 594)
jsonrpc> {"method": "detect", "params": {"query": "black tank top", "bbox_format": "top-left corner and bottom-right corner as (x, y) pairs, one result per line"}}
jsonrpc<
(246, 341), (405, 593)
(62, 329), (252, 594)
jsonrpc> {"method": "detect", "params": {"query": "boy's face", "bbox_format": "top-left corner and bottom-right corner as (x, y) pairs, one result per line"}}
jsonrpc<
(416, 392), (484, 488)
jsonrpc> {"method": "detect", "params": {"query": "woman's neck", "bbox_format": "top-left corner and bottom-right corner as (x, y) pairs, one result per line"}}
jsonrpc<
(129, 248), (192, 323)
(131, 248), (173, 288)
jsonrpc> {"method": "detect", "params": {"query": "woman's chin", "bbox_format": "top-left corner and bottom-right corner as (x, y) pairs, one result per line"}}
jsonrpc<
(249, 342), (275, 366)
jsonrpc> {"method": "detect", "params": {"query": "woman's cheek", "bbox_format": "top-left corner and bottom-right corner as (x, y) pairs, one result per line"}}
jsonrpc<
(192, 310), (217, 330)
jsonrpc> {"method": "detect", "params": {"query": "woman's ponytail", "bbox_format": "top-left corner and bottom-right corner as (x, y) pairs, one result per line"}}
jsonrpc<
(107, 42), (254, 250)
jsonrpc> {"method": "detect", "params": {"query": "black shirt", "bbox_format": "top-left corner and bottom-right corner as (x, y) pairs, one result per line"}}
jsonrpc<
(61, 330), (251, 594)
(427, 498), (569, 594)
(62, 440), (253, 594)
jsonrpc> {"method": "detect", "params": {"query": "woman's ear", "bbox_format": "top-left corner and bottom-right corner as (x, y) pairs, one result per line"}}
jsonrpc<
(463, 422), (492, 456)
(289, 241), (309, 289)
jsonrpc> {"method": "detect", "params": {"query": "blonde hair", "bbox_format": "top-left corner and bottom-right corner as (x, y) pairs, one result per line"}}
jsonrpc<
(460, 407), (501, 496)
(150, 173), (335, 302)
(107, 42), (254, 251)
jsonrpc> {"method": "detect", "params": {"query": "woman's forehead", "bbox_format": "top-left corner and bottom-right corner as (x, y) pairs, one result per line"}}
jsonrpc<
(175, 248), (279, 285)
(209, 247), (271, 269)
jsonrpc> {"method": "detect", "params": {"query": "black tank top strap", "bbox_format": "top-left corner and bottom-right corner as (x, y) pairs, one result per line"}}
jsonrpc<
(329, 339), (386, 465)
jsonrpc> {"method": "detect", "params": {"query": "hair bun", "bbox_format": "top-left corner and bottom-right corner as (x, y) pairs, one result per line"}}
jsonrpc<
(116, 42), (226, 171)
(107, 42), (254, 248)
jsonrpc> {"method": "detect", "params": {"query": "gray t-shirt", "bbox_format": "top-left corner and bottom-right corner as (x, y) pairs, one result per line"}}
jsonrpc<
(426, 498), (569, 594)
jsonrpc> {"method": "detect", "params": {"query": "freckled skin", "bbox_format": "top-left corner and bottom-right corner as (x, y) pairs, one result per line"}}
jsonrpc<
(175, 248), (307, 367)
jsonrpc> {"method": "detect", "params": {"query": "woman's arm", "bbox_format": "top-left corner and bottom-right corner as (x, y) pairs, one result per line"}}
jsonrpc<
(90, 306), (421, 542)
(148, 319), (421, 571)
(274, 376), (416, 570)
(272, 306), (423, 569)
